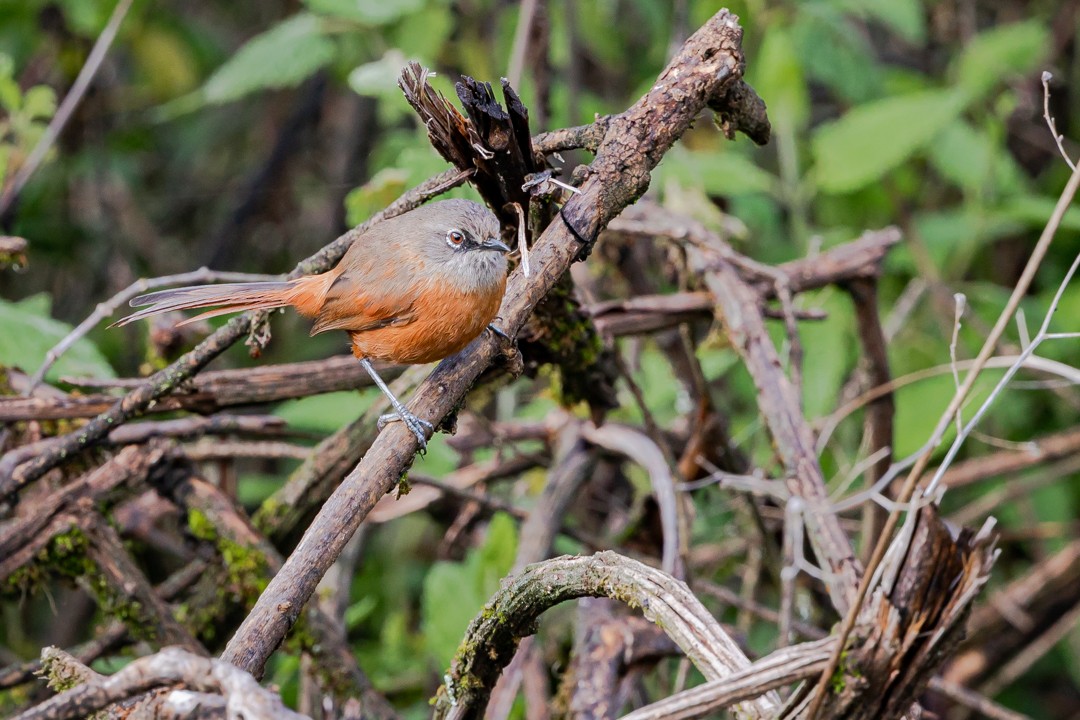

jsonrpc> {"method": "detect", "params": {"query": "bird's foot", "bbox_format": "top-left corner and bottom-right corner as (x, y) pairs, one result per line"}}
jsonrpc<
(378, 411), (435, 450)
(487, 322), (512, 342)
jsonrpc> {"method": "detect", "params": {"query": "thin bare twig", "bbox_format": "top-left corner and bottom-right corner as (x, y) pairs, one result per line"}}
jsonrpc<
(506, 0), (541, 91)
(1041, 71), (1077, 171)
(27, 269), (281, 393)
(0, 0), (134, 214)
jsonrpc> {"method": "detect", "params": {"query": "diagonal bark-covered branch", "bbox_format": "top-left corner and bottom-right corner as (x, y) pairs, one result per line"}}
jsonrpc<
(219, 8), (759, 677)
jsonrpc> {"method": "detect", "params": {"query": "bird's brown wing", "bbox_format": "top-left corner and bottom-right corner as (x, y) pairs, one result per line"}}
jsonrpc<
(308, 253), (421, 335)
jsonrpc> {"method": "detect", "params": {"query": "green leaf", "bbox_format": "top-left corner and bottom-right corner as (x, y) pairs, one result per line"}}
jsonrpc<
(344, 168), (409, 226)
(929, 121), (1026, 195)
(792, 6), (881, 104)
(273, 390), (371, 433)
(0, 54), (21, 111)
(656, 147), (776, 197)
(203, 13), (334, 103)
(998, 195), (1080, 233)
(752, 26), (809, 131)
(305, 0), (427, 25)
(831, 0), (926, 44)
(0, 294), (115, 382)
(798, 291), (855, 419)
(954, 20), (1049, 99)
(421, 513), (518, 668)
(811, 89), (967, 194)
(22, 85), (56, 121)
(160, 13), (335, 116)
(347, 49), (409, 98)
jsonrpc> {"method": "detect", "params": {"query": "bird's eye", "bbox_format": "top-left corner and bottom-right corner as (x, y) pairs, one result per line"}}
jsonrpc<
(446, 229), (465, 248)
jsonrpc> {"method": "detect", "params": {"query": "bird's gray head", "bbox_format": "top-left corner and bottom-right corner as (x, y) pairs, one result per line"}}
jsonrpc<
(412, 199), (509, 291)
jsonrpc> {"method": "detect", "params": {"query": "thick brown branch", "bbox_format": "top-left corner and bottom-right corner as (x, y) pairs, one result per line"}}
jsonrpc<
(0, 357), (401, 422)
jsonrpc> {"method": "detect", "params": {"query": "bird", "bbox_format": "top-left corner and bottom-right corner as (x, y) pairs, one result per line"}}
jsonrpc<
(115, 199), (511, 449)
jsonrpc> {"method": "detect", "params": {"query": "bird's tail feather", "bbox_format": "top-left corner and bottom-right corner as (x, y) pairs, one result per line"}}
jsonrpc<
(112, 281), (296, 327)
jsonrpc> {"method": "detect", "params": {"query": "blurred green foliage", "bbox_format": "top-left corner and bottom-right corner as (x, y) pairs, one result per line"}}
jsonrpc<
(1, 0), (1078, 715)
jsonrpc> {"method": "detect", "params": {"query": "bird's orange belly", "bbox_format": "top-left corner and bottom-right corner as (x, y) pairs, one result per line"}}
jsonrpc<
(350, 283), (504, 364)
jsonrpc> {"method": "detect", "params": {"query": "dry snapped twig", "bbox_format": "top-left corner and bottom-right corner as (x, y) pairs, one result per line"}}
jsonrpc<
(220, 9), (761, 678)
(0, 0), (134, 215)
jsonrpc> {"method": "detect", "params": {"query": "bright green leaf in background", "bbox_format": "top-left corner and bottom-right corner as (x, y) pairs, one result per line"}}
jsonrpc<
(421, 513), (518, 668)
(201, 13), (335, 104)
(929, 121), (1026, 197)
(347, 49), (410, 99)
(999, 195), (1080, 233)
(656, 146), (777, 198)
(305, 0), (428, 26)
(160, 13), (335, 117)
(830, 0), (927, 44)
(0, 294), (115, 382)
(273, 390), (370, 434)
(752, 26), (810, 133)
(954, 20), (1050, 100)
(798, 290), (855, 419)
(811, 88), (967, 193)
(792, 4), (882, 104)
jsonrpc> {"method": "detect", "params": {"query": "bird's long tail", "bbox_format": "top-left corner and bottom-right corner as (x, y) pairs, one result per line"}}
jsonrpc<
(112, 277), (328, 327)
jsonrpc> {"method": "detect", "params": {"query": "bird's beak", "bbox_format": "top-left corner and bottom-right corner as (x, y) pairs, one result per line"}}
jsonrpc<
(481, 237), (512, 253)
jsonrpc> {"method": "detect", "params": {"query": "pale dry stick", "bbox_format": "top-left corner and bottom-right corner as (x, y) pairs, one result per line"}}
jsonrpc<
(26, 269), (281, 393)
(183, 439), (313, 461)
(617, 637), (835, 720)
(949, 293), (967, 436)
(815, 354), (1080, 452)
(926, 678), (1031, 720)
(512, 201), (531, 276)
(1041, 71), (1077, 172)
(677, 466), (786, 497)
(581, 422), (682, 577)
(1016, 307), (1032, 349)
(881, 276), (927, 340)
(924, 249), (1080, 496)
(0, 0), (134, 214)
(506, 0), (540, 89)
(825, 446), (891, 504)
(688, 243), (860, 611)
(806, 157), (1080, 720)
(981, 597), (1080, 699)
(778, 500), (799, 647)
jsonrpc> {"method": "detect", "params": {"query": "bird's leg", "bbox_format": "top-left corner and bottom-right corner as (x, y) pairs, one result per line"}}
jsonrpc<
(486, 322), (511, 342)
(358, 357), (433, 450)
